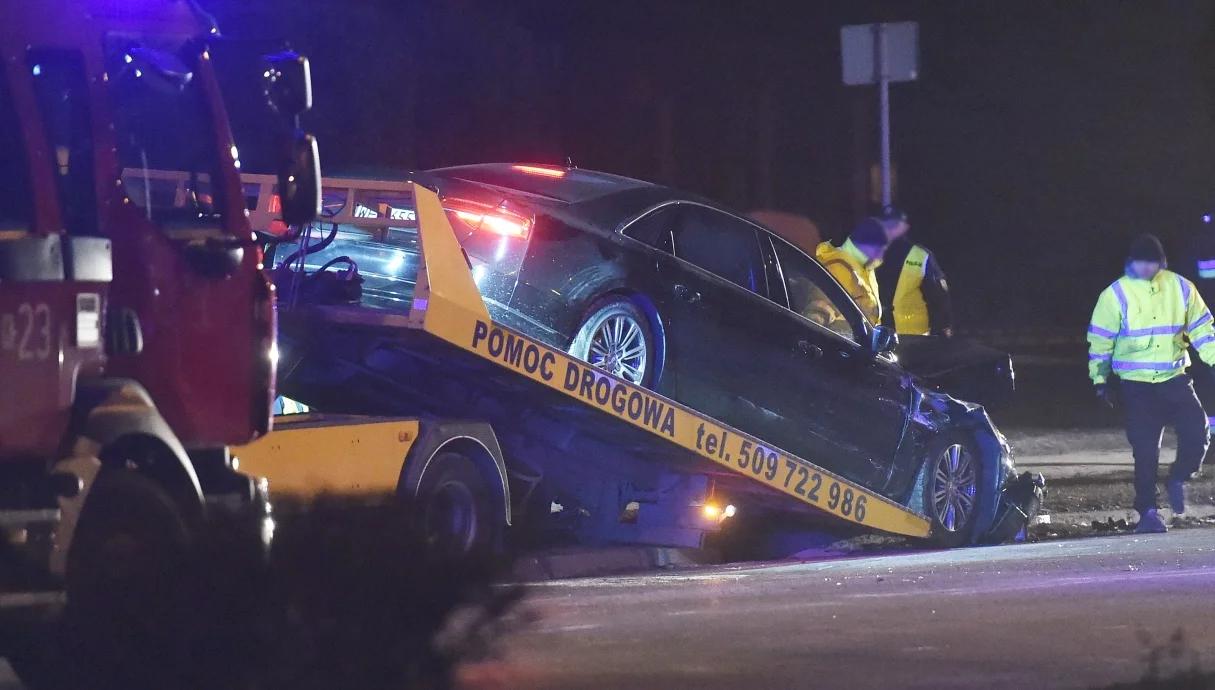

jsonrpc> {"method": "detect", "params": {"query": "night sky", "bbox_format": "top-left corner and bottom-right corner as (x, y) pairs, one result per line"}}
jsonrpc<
(209, 0), (1215, 330)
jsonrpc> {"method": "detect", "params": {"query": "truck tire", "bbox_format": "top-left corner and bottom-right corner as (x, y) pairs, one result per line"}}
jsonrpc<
(7, 472), (193, 689)
(922, 436), (983, 548)
(65, 469), (191, 628)
(416, 451), (498, 557)
(5, 625), (65, 690)
(569, 296), (659, 388)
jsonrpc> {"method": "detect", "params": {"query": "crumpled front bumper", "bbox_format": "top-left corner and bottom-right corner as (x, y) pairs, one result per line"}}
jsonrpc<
(981, 471), (1045, 544)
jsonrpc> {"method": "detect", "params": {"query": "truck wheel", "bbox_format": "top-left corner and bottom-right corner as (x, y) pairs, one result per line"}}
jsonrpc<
(569, 296), (658, 387)
(922, 437), (982, 548)
(65, 470), (191, 623)
(5, 626), (65, 690)
(417, 452), (498, 557)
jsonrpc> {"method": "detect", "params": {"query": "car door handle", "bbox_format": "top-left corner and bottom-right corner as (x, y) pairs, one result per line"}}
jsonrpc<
(673, 284), (702, 304)
(797, 340), (823, 359)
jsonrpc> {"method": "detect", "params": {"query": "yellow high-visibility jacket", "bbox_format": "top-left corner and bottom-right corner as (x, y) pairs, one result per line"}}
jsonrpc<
(1088, 269), (1215, 384)
(892, 244), (931, 335)
(816, 239), (881, 324)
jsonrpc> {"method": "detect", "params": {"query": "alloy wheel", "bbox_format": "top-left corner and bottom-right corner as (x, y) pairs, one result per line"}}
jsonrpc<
(931, 443), (977, 532)
(587, 313), (648, 384)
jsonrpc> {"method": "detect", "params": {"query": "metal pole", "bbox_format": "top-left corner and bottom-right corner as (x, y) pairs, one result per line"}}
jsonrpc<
(876, 23), (892, 207)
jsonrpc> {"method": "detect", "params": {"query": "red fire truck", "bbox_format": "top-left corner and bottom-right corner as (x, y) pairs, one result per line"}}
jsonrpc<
(0, 0), (319, 680)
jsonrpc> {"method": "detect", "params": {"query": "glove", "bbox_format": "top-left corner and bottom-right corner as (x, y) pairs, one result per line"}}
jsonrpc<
(1095, 384), (1116, 409)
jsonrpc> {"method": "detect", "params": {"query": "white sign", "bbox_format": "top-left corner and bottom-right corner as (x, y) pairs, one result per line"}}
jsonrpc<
(841, 22), (919, 86)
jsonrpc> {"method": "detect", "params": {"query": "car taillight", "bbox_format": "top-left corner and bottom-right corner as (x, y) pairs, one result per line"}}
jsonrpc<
(444, 199), (532, 240)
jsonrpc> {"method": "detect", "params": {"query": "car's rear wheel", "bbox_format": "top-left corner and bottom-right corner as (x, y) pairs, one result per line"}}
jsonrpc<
(569, 297), (657, 387)
(923, 437), (981, 548)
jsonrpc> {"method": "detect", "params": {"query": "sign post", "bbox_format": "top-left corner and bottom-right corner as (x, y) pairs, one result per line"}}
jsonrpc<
(841, 21), (919, 207)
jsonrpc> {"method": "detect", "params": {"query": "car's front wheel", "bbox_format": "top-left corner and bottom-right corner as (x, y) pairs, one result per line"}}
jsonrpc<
(569, 297), (658, 387)
(923, 437), (982, 548)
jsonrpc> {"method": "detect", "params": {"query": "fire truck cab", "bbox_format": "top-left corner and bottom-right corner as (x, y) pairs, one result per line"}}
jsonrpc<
(0, 0), (319, 680)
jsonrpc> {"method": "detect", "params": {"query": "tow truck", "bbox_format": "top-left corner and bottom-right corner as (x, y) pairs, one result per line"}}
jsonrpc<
(234, 174), (1042, 555)
(0, 0), (320, 682)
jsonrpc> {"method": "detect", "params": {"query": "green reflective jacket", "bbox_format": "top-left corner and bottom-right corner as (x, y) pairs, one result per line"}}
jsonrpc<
(1087, 269), (1215, 384)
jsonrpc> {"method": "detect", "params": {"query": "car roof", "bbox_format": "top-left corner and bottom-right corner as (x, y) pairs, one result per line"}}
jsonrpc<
(426, 163), (656, 204)
(427, 163), (778, 238)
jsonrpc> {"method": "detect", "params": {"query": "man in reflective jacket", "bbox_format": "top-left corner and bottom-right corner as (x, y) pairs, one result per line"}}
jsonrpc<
(875, 206), (955, 337)
(1088, 234), (1215, 533)
(816, 217), (887, 324)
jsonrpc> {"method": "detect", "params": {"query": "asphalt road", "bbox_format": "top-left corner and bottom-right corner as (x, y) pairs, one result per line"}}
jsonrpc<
(4, 531), (1214, 689)
(487, 530), (1215, 690)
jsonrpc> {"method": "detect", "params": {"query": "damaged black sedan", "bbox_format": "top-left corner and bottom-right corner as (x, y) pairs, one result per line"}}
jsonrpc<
(278, 163), (1040, 545)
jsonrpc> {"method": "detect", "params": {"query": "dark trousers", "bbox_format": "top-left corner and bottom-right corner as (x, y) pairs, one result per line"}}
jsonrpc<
(1120, 375), (1210, 513)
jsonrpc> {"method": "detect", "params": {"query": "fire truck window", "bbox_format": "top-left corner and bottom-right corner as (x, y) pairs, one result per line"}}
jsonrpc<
(0, 70), (32, 231)
(105, 38), (224, 231)
(27, 50), (98, 235)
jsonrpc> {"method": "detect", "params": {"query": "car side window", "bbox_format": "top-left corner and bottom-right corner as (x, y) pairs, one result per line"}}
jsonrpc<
(621, 204), (678, 251)
(771, 236), (863, 341)
(671, 207), (766, 295)
(0, 68), (32, 231)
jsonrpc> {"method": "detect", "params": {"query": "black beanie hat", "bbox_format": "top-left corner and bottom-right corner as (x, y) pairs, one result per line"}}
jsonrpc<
(1128, 234), (1166, 263)
(850, 217), (888, 248)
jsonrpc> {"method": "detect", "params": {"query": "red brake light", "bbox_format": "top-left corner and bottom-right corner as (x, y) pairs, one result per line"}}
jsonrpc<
(444, 199), (532, 240)
(512, 164), (566, 178)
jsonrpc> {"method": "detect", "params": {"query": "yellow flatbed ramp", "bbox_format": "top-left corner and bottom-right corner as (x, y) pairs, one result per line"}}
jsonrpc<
(243, 182), (931, 540)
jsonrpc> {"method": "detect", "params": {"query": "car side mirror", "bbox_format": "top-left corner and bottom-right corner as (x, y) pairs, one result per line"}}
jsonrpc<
(870, 324), (899, 355)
